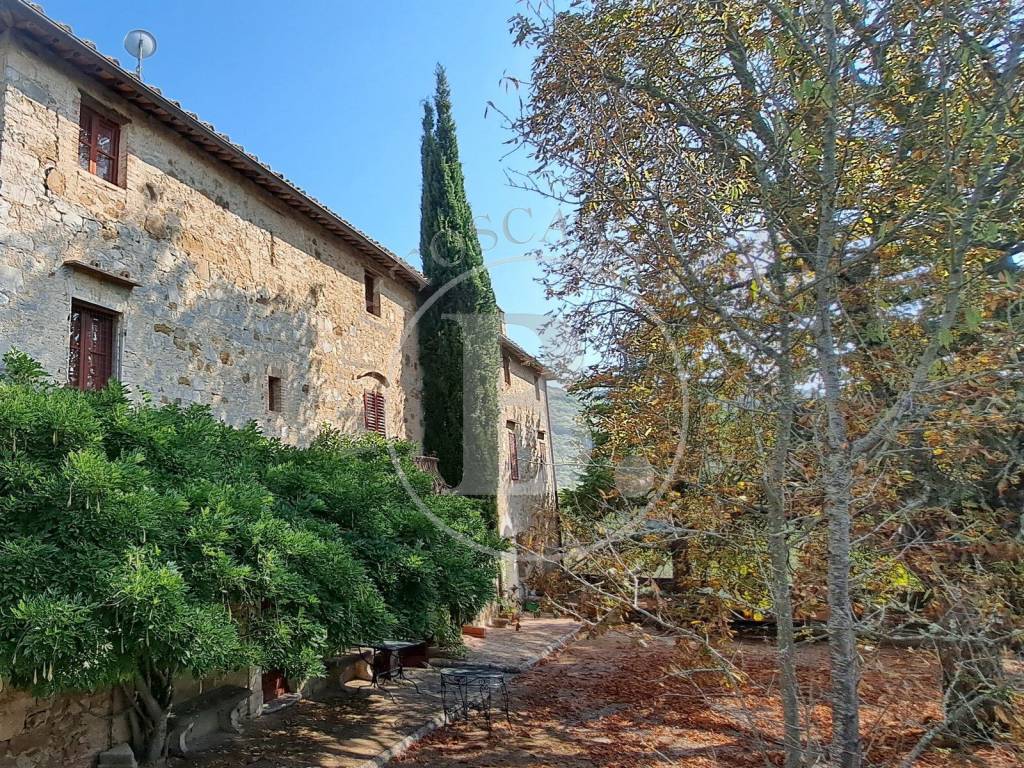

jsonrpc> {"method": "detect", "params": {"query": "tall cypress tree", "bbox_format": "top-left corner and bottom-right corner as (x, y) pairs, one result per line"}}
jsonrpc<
(419, 66), (501, 498)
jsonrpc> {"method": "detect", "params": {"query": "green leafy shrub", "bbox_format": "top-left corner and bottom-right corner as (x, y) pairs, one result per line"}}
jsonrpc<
(0, 351), (498, 763)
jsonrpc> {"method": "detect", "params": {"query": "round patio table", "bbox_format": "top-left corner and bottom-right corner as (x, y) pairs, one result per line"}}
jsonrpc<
(439, 666), (512, 729)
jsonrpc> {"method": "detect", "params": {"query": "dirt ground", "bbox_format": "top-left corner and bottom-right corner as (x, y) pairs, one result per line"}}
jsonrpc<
(396, 629), (1023, 768)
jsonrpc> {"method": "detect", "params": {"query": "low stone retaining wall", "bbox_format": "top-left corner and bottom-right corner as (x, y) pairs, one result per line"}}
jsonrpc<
(0, 656), (372, 767)
(0, 668), (261, 767)
(0, 685), (131, 768)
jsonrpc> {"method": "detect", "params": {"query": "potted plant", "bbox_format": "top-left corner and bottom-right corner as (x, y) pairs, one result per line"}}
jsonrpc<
(490, 596), (516, 628)
(493, 593), (523, 631)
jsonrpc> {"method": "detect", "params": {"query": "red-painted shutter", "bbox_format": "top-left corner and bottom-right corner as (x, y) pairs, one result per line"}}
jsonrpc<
(68, 307), (83, 389)
(69, 302), (114, 391)
(363, 392), (374, 431)
(508, 430), (520, 480)
(375, 393), (386, 436)
(78, 105), (120, 185)
(364, 391), (386, 435)
(364, 273), (379, 315)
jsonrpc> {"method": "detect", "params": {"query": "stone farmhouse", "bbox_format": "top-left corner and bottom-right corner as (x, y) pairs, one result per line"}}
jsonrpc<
(0, 1), (558, 763)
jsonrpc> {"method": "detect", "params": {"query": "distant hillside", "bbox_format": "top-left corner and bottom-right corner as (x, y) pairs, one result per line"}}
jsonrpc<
(547, 386), (591, 489)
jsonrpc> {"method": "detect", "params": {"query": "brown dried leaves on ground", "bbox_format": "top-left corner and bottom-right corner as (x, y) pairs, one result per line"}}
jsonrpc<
(397, 629), (1022, 768)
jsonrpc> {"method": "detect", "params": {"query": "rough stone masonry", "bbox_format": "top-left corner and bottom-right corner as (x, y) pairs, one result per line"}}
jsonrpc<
(0, 24), (426, 446)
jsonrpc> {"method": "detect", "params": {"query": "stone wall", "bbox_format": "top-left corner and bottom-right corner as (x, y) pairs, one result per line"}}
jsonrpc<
(0, 33), (423, 445)
(496, 350), (558, 595)
(0, 685), (130, 768)
(0, 666), (266, 768)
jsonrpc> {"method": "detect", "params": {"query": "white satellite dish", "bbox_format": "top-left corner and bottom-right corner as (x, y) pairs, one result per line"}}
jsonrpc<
(123, 29), (157, 80)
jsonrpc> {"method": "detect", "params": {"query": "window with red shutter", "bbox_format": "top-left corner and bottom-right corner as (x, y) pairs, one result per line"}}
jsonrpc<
(363, 392), (374, 431)
(374, 392), (385, 435)
(363, 391), (386, 435)
(68, 300), (116, 391)
(78, 105), (121, 185)
(507, 423), (520, 481)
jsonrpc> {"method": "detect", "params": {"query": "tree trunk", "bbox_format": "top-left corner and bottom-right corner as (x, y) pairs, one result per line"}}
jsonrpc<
(764, 301), (803, 768)
(811, 0), (862, 759)
(143, 710), (170, 766)
(766, 507), (802, 768)
(823, 453), (860, 768)
(133, 669), (174, 766)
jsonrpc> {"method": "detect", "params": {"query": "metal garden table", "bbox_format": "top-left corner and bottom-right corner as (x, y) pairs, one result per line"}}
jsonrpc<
(439, 665), (512, 729)
(366, 640), (423, 693)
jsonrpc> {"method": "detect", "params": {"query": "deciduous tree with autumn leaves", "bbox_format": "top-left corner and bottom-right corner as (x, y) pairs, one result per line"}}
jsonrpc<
(508, 0), (1024, 765)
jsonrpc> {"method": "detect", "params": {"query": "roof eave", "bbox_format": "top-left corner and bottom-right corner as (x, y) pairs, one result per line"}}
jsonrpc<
(501, 335), (551, 377)
(0, 0), (427, 291)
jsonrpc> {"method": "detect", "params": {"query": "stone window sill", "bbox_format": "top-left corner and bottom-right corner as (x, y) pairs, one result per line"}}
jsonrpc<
(76, 166), (128, 196)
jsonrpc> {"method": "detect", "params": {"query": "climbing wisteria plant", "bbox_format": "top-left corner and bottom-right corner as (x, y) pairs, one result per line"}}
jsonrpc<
(0, 350), (499, 765)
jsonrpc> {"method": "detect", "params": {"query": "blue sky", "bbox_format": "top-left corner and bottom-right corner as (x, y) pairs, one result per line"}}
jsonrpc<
(39, 1), (563, 355)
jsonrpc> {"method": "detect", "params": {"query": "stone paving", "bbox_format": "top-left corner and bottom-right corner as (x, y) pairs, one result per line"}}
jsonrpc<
(172, 618), (580, 768)
(458, 617), (581, 672)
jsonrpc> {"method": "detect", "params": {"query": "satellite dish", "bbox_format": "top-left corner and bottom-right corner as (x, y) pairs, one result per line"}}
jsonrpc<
(123, 29), (157, 80)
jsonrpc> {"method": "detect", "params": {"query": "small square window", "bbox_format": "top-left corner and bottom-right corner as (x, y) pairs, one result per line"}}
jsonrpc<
(364, 272), (380, 316)
(268, 376), (283, 412)
(79, 104), (120, 185)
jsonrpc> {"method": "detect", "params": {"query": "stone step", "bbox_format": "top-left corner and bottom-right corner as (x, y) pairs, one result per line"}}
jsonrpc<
(167, 685), (252, 756)
(97, 742), (137, 768)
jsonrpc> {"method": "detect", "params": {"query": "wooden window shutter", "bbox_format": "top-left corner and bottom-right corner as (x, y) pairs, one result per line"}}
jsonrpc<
(364, 391), (386, 435)
(508, 429), (520, 481)
(363, 392), (374, 431)
(69, 301), (115, 391)
(78, 105), (120, 185)
(374, 392), (385, 435)
(364, 272), (380, 316)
